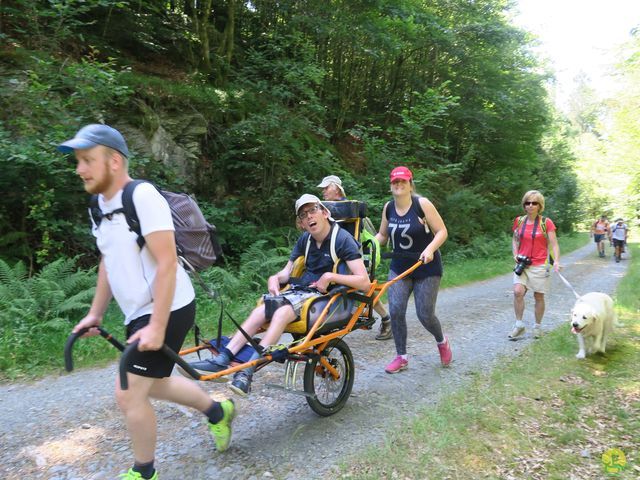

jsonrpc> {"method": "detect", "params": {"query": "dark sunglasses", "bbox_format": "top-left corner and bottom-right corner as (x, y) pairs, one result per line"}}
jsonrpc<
(523, 201), (539, 206)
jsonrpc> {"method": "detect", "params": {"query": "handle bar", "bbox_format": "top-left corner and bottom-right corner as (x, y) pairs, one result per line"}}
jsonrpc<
(65, 328), (202, 388)
(64, 326), (125, 372)
(119, 341), (202, 390)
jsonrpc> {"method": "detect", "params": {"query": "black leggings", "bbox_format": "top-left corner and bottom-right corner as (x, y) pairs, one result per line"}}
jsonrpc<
(387, 273), (444, 356)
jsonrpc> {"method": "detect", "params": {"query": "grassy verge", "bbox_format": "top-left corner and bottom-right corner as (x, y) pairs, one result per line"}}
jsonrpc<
(341, 240), (639, 479)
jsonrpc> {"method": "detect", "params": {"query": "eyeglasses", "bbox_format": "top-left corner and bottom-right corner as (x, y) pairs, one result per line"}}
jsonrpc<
(297, 204), (321, 220)
(524, 201), (539, 206)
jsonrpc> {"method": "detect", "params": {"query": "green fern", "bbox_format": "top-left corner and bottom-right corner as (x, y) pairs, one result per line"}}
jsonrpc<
(0, 257), (96, 329)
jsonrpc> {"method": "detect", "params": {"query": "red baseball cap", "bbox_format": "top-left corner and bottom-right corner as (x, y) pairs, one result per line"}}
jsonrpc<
(390, 166), (413, 182)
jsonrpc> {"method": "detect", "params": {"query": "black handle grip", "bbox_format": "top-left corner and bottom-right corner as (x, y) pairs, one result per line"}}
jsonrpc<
(328, 285), (349, 296)
(119, 341), (201, 390)
(64, 326), (125, 372)
(64, 328), (88, 372)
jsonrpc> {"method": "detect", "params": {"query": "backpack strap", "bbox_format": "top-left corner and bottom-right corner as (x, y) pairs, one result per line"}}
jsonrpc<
(120, 179), (150, 249)
(304, 224), (339, 267)
(411, 195), (426, 221)
(540, 216), (548, 238)
(89, 194), (103, 228)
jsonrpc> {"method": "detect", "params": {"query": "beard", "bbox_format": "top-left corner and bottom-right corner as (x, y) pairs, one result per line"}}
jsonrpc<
(83, 161), (113, 195)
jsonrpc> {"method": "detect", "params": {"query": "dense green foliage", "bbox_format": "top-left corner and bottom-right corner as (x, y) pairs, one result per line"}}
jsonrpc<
(0, 257), (100, 376)
(569, 31), (640, 225)
(1, 0), (581, 268)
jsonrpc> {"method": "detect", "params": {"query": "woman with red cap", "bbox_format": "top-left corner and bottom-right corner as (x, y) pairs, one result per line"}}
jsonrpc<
(375, 166), (452, 373)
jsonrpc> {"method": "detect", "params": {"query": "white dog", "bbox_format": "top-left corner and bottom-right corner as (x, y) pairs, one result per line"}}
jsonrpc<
(570, 292), (616, 359)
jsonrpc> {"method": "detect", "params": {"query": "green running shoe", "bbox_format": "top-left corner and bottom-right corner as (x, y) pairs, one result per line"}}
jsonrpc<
(118, 468), (158, 479)
(208, 399), (236, 452)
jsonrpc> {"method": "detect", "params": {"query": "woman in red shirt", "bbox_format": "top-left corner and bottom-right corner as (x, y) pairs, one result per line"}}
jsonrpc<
(509, 190), (560, 340)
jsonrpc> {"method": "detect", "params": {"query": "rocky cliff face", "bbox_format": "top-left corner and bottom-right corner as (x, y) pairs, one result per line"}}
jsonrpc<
(117, 103), (209, 187)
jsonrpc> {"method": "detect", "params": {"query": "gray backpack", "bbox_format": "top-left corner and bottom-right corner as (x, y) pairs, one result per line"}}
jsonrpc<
(89, 179), (222, 271)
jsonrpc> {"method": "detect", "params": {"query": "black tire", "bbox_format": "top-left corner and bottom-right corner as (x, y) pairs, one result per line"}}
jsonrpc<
(303, 338), (354, 416)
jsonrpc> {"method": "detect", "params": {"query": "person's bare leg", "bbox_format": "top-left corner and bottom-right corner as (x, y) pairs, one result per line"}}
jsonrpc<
(149, 375), (215, 411)
(115, 373), (157, 464)
(225, 304), (269, 354)
(259, 305), (297, 346)
(533, 292), (545, 325)
(513, 284), (526, 320)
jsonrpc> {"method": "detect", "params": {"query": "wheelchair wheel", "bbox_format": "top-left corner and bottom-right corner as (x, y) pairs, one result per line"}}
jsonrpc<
(303, 338), (354, 416)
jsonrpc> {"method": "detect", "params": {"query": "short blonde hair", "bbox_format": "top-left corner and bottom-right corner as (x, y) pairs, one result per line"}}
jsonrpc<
(521, 190), (545, 213)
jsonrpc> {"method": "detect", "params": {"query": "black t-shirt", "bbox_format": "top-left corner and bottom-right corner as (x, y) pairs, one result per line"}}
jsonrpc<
(386, 200), (442, 279)
(289, 224), (361, 286)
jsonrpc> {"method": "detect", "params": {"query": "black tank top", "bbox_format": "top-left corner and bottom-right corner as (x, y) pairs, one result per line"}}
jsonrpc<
(386, 199), (443, 279)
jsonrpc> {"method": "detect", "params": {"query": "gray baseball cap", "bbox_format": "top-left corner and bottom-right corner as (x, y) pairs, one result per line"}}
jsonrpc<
(57, 124), (130, 157)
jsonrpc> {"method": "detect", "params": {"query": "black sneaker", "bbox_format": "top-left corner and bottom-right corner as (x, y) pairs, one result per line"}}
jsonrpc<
(229, 370), (252, 397)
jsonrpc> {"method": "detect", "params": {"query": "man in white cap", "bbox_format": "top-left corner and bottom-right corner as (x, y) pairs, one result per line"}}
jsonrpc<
(59, 124), (235, 480)
(317, 175), (347, 201)
(187, 194), (371, 396)
(318, 175), (393, 340)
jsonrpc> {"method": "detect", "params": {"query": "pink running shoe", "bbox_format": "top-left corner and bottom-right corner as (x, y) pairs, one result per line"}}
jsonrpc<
(438, 337), (452, 367)
(385, 355), (408, 374)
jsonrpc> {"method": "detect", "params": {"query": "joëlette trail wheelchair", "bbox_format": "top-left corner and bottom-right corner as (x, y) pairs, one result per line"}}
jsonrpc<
(65, 200), (423, 417)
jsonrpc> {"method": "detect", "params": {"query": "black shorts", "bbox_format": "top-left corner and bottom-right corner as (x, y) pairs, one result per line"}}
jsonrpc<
(124, 300), (196, 378)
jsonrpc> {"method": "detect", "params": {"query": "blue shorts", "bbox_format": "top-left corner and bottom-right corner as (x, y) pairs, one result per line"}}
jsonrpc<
(594, 234), (604, 243)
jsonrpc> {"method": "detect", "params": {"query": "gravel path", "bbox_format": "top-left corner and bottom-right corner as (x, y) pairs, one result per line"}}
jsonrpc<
(0, 243), (629, 480)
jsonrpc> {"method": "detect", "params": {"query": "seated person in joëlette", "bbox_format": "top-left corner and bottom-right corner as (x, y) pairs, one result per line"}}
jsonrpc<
(186, 194), (371, 396)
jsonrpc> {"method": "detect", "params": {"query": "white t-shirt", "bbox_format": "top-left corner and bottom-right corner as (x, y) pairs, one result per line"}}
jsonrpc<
(92, 182), (195, 324)
(610, 223), (628, 241)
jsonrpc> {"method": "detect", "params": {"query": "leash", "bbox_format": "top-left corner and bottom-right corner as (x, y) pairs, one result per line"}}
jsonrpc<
(556, 271), (580, 299)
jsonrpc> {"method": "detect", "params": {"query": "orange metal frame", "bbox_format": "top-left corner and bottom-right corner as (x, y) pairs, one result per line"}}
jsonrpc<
(178, 261), (423, 382)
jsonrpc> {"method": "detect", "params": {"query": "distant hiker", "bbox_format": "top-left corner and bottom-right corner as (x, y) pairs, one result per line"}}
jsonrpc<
(610, 218), (629, 263)
(59, 124), (235, 480)
(590, 215), (610, 257)
(317, 175), (392, 340)
(509, 190), (560, 341)
(376, 166), (452, 373)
